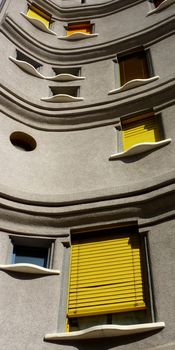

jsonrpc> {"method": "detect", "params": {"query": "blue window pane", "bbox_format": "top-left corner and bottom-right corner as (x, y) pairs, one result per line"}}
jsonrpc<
(13, 246), (48, 267)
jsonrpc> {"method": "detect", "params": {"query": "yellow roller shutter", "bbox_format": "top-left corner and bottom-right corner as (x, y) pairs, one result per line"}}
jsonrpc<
(122, 113), (160, 151)
(27, 6), (51, 28)
(67, 231), (146, 319)
(67, 23), (92, 36)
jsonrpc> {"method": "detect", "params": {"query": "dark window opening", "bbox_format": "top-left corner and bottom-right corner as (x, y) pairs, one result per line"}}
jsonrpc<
(16, 50), (41, 70)
(118, 50), (150, 86)
(13, 246), (49, 268)
(50, 86), (80, 97)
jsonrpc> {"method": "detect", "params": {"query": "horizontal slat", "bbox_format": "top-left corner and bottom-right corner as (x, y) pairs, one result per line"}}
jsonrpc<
(71, 259), (141, 274)
(69, 284), (144, 299)
(70, 267), (142, 282)
(69, 293), (143, 309)
(69, 289), (144, 304)
(68, 301), (146, 318)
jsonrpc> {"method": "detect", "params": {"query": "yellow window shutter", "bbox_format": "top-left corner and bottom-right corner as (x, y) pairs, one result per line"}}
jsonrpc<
(27, 6), (51, 28)
(67, 231), (146, 319)
(122, 113), (160, 151)
(67, 23), (92, 36)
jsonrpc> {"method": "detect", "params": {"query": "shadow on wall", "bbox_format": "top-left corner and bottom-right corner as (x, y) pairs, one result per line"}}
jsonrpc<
(45, 330), (164, 349)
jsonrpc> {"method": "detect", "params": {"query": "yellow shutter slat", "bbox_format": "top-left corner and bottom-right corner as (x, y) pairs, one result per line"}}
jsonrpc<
(122, 114), (160, 151)
(67, 232), (146, 318)
(68, 301), (146, 318)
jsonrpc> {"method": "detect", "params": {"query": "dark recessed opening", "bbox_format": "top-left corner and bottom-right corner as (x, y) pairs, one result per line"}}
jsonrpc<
(16, 50), (41, 70)
(10, 132), (37, 152)
(50, 86), (79, 97)
(52, 67), (81, 77)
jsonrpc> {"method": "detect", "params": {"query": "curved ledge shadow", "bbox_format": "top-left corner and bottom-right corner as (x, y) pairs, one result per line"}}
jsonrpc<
(41, 94), (84, 102)
(20, 13), (56, 35)
(109, 139), (171, 160)
(9, 57), (85, 81)
(108, 76), (160, 94)
(0, 263), (60, 275)
(44, 322), (165, 341)
(58, 33), (99, 41)
(147, 0), (175, 16)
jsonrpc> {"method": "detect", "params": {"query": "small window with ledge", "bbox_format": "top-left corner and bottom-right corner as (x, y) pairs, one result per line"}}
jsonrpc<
(26, 3), (52, 28)
(109, 49), (159, 94)
(66, 22), (93, 36)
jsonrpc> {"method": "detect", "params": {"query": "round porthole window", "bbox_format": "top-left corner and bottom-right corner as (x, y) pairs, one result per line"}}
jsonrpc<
(10, 132), (37, 152)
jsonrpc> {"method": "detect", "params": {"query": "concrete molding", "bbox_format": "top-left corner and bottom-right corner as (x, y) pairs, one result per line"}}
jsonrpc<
(0, 263), (60, 275)
(20, 13), (57, 35)
(9, 57), (85, 81)
(1, 76), (174, 128)
(2, 14), (175, 62)
(58, 33), (99, 41)
(41, 95), (84, 102)
(108, 76), (160, 94)
(147, 0), (175, 16)
(109, 139), (171, 160)
(27, 0), (145, 20)
(44, 322), (165, 340)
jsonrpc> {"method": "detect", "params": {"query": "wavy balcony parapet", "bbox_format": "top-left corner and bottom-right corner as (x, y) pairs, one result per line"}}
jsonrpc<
(0, 263), (60, 275)
(45, 323), (165, 341)
(41, 95), (84, 102)
(9, 57), (85, 81)
(147, 0), (175, 16)
(109, 139), (171, 160)
(58, 32), (99, 41)
(108, 76), (160, 94)
(20, 13), (56, 35)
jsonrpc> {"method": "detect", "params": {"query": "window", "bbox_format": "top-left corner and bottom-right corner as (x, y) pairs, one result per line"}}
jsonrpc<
(50, 86), (80, 98)
(67, 227), (151, 331)
(121, 112), (160, 151)
(16, 50), (41, 70)
(11, 237), (53, 268)
(151, 0), (164, 8)
(52, 67), (81, 77)
(12, 245), (49, 267)
(118, 50), (150, 86)
(66, 22), (93, 36)
(27, 3), (51, 28)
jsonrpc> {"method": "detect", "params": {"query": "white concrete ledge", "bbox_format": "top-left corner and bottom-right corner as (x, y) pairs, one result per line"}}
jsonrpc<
(0, 263), (60, 275)
(108, 76), (159, 94)
(41, 95), (84, 103)
(9, 57), (85, 81)
(20, 13), (56, 35)
(45, 323), (165, 340)
(109, 139), (171, 160)
(58, 33), (98, 41)
(147, 0), (175, 16)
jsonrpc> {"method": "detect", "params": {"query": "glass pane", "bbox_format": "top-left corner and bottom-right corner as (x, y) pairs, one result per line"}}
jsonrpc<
(13, 246), (48, 267)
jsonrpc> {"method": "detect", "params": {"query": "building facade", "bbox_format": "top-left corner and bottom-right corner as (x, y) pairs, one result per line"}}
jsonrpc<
(0, 0), (175, 349)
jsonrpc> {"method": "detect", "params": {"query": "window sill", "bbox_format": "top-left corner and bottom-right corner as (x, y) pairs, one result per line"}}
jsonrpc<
(9, 57), (85, 81)
(147, 0), (174, 16)
(20, 13), (56, 35)
(45, 323), (165, 341)
(0, 263), (60, 275)
(109, 139), (171, 160)
(108, 76), (159, 94)
(58, 33), (99, 41)
(41, 95), (84, 103)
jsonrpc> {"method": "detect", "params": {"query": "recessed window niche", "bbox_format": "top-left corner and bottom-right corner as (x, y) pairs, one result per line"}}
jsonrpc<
(10, 132), (37, 152)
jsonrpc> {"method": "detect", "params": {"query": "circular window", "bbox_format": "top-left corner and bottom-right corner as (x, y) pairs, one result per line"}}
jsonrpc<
(10, 132), (37, 152)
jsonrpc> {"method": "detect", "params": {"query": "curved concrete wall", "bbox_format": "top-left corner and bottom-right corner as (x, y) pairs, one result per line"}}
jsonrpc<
(0, 0), (175, 349)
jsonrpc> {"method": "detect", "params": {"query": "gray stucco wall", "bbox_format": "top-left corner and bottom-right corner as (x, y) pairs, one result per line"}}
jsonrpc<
(0, 0), (175, 349)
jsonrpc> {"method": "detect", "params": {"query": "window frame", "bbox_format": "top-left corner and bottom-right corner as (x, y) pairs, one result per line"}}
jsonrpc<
(10, 236), (54, 269)
(113, 48), (154, 89)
